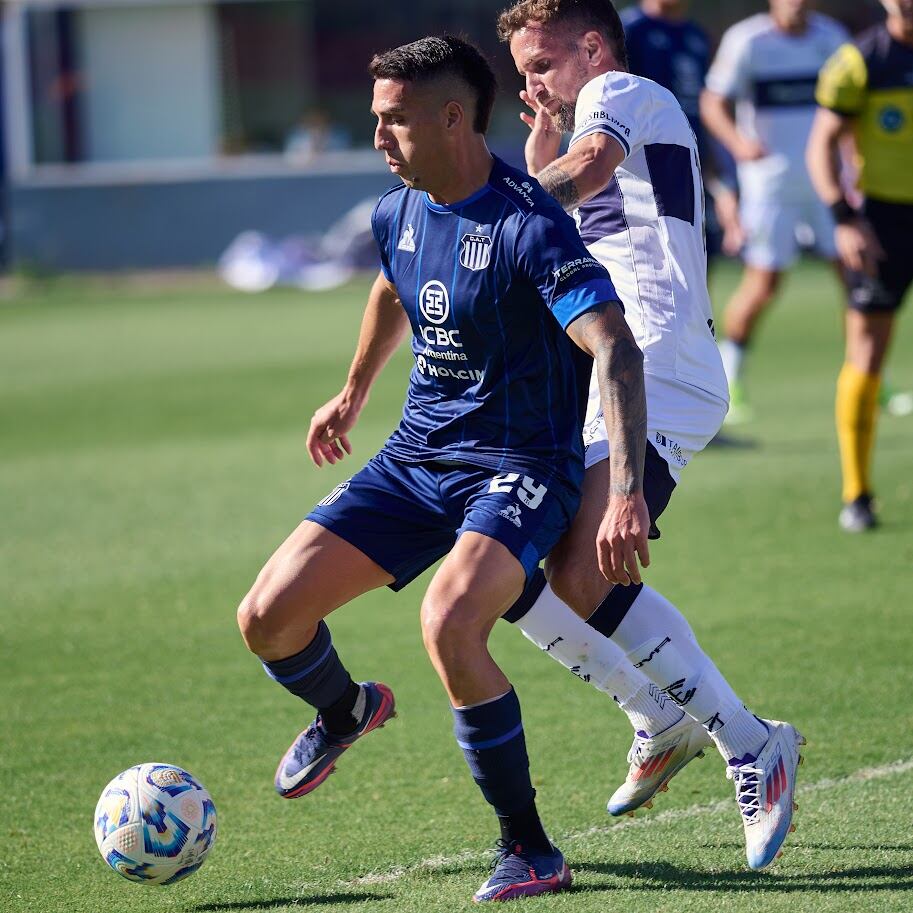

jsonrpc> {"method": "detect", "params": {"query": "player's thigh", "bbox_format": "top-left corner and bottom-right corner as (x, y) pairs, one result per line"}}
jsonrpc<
(547, 437), (681, 613)
(545, 460), (611, 612)
(239, 519), (393, 642)
(423, 531), (527, 645)
(424, 465), (577, 639)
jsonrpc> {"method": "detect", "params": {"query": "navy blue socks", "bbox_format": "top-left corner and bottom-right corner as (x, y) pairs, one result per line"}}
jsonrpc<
(452, 687), (550, 853)
(261, 621), (360, 734)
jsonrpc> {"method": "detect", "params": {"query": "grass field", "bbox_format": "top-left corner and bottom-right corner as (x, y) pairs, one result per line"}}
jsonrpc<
(2, 260), (912, 913)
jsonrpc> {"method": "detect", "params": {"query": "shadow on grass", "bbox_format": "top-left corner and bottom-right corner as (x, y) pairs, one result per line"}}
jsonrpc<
(193, 893), (394, 911)
(706, 432), (761, 450)
(798, 842), (913, 852)
(712, 840), (913, 853)
(571, 859), (913, 893)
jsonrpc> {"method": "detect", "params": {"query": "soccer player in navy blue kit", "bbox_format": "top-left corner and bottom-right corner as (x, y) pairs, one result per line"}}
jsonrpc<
(236, 36), (650, 902)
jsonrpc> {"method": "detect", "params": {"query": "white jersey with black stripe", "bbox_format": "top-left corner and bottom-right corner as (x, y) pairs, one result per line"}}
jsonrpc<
(706, 13), (849, 202)
(570, 71), (728, 404)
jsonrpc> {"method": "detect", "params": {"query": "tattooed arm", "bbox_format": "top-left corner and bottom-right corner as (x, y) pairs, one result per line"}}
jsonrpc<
(519, 90), (626, 210)
(566, 301), (651, 585)
(535, 133), (626, 212)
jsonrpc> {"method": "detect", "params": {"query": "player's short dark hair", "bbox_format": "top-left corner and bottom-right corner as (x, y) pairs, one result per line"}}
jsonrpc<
(369, 35), (498, 134)
(496, 0), (628, 70)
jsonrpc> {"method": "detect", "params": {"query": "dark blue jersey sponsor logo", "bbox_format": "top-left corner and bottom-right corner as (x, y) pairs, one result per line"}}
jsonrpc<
(419, 280), (450, 324)
(753, 75), (818, 108)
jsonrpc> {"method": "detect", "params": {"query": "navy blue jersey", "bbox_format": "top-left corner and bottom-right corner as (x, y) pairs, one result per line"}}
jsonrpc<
(371, 155), (619, 494)
(621, 6), (710, 139)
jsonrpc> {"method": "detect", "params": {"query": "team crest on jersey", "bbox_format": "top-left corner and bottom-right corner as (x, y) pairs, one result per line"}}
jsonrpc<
(459, 233), (492, 271)
(397, 224), (416, 252)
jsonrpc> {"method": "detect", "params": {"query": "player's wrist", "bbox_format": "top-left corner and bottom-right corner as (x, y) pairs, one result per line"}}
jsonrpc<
(608, 487), (644, 501)
(340, 382), (368, 413)
(830, 197), (858, 225)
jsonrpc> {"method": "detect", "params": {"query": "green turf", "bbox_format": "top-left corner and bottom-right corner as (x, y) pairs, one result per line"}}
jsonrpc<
(2, 260), (912, 913)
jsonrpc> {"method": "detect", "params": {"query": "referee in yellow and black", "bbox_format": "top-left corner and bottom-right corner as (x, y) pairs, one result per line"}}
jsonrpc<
(807, 0), (913, 532)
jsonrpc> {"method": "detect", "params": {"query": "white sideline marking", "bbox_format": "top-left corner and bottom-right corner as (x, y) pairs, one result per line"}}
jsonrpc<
(347, 757), (913, 886)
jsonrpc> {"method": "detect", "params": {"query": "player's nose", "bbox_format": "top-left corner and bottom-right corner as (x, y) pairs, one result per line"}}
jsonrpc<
(525, 73), (544, 101)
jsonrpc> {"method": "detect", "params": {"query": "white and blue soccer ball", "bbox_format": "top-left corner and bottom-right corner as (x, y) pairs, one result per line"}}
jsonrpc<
(94, 763), (217, 886)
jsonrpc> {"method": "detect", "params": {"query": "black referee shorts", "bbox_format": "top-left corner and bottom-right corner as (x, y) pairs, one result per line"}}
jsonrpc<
(848, 198), (913, 313)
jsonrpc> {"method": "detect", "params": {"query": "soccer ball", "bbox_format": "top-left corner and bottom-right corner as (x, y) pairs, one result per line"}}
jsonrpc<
(94, 763), (217, 885)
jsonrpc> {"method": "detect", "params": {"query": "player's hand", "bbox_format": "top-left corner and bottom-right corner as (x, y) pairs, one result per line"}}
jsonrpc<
(519, 90), (562, 176)
(836, 219), (884, 278)
(306, 391), (360, 467)
(713, 187), (746, 257)
(732, 135), (767, 162)
(596, 493), (651, 586)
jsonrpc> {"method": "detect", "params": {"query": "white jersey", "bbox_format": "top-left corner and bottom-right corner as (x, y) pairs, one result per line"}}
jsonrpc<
(570, 71), (728, 405)
(706, 13), (848, 202)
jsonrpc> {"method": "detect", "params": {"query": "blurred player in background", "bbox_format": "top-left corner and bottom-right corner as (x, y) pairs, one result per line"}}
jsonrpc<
(622, 0), (743, 260)
(497, 0), (805, 871)
(238, 34), (650, 902)
(807, 0), (913, 530)
(701, 0), (848, 422)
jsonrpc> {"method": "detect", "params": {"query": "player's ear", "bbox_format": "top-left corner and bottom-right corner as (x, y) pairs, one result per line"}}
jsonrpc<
(582, 30), (606, 67)
(443, 100), (464, 130)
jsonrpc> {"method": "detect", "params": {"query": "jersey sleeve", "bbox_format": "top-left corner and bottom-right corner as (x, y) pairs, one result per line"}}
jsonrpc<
(514, 209), (620, 330)
(705, 23), (752, 100)
(569, 72), (648, 162)
(370, 199), (394, 282)
(816, 42), (868, 117)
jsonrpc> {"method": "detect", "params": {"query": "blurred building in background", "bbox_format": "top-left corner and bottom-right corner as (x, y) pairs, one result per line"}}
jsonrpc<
(0, 0), (887, 271)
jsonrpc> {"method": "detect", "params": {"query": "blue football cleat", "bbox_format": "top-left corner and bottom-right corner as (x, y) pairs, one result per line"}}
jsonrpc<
(274, 681), (395, 799)
(473, 840), (572, 903)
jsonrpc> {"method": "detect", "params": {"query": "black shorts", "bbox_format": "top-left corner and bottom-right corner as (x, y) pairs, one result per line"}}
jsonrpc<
(848, 198), (913, 313)
(644, 440), (676, 540)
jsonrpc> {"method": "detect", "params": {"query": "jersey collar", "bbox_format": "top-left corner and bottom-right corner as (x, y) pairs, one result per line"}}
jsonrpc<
(422, 157), (501, 213)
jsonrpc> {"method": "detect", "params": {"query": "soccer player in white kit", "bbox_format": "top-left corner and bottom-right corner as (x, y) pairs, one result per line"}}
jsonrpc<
(701, 0), (848, 421)
(496, 0), (805, 870)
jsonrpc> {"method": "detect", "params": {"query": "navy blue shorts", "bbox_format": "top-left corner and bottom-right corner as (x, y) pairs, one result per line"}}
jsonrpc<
(306, 452), (580, 591)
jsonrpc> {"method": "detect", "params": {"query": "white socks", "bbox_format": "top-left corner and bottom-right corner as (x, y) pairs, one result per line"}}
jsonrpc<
(719, 338), (745, 387)
(514, 582), (683, 736)
(611, 585), (769, 763)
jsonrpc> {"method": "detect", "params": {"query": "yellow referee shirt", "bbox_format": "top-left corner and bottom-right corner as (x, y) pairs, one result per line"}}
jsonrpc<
(816, 23), (913, 204)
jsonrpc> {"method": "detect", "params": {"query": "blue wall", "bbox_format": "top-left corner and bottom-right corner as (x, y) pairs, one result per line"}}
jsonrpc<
(9, 169), (397, 271)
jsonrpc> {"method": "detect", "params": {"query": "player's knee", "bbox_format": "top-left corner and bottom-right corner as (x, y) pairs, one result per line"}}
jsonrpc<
(237, 588), (281, 655)
(420, 594), (480, 662)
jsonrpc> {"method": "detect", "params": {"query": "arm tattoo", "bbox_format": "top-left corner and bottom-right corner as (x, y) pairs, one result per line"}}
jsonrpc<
(572, 306), (647, 497)
(537, 164), (580, 211)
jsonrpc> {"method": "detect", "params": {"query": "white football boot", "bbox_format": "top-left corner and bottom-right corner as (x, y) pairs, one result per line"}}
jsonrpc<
(607, 714), (712, 816)
(727, 719), (806, 869)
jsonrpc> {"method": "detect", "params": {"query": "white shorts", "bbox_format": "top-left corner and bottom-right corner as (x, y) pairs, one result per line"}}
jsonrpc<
(740, 197), (837, 270)
(582, 373), (729, 482)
